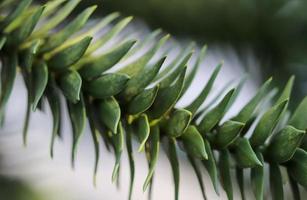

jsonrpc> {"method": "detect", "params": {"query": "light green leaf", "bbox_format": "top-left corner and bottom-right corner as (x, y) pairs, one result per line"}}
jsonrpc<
(288, 96), (307, 130)
(97, 96), (121, 134)
(84, 73), (130, 98)
(59, 70), (82, 103)
(276, 75), (295, 105)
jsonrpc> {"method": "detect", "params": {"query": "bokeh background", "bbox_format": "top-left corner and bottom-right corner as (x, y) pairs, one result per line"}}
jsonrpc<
(1, 0), (307, 199)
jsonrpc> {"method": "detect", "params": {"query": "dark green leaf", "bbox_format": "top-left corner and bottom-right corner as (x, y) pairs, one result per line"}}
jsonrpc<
(287, 168), (301, 200)
(47, 36), (92, 70)
(31, 61), (48, 110)
(266, 125), (305, 163)
(233, 137), (262, 168)
(97, 96), (121, 134)
(287, 148), (307, 188)
(127, 85), (159, 115)
(180, 125), (207, 159)
(163, 109), (192, 138)
(59, 70), (82, 103)
(84, 73), (130, 98)
(236, 168), (245, 200)
(126, 125), (135, 200)
(250, 100), (288, 146)
(275, 75), (294, 105)
(288, 96), (307, 130)
(166, 138), (180, 200)
(133, 114), (150, 152)
(188, 155), (207, 200)
(269, 164), (284, 200)
(219, 150), (233, 200)
(111, 121), (124, 182)
(250, 151), (264, 200)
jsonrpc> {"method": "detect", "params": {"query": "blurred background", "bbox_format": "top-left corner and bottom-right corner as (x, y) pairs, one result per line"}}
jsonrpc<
(1, 0), (307, 199)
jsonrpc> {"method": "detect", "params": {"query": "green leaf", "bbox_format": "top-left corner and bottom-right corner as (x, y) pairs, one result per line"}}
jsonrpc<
(119, 34), (169, 76)
(0, 0), (32, 30)
(0, 36), (6, 50)
(287, 168), (301, 200)
(111, 121), (124, 182)
(79, 40), (136, 80)
(22, 91), (31, 146)
(19, 39), (42, 72)
(148, 67), (186, 119)
(236, 168), (245, 200)
(87, 16), (133, 55)
(180, 125), (207, 159)
(31, 61), (48, 110)
(143, 125), (160, 191)
(266, 125), (305, 163)
(198, 88), (235, 133)
(127, 85), (159, 115)
(180, 45), (207, 97)
(133, 114), (150, 152)
(159, 51), (193, 88)
(250, 100), (288, 146)
(233, 137), (262, 168)
(219, 150), (233, 200)
(126, 125), (135, 200)
(8, 6), (44, 45)
(185, 62), (222, 114)
(202, 140), (219, 195)
(47, 36), (92, 70)
(213, 120), (245, 149)
(40, 5), (96, 52)
(97, 96), (121, 134)
(84, 73), (130, 98)
(250, 151), (264, 200)
(163, 109), (192, 138)
(0, 53), (17, 114)
(187, 155), (207, 200)
(67, 95), (86, 168)
(32, 0), (81, 37)
(59, 70), (82, 103)
(288, 96), (307, 130)
(287, 148), (307, 188)
(269, 164), (284, 200)
(166, 138), (180, 200)
(46, 77), (62, 158)
(233, 77), (272, 123)
(120, 56), (165, 101)
(275, 75), (295, 105)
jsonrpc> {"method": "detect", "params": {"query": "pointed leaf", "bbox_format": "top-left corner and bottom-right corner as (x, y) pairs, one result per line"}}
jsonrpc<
(97, 96), (120, 134)
(31, 61), (48, 110)
(289, 96), (307, 130)
(233, 137), (262, 168)
(236, 168), (245, 200)
(79, 40), (136, 80)
(180, 125), (207, 159)
(127, 85), (159, 115)
(269, 164), (284, 200)
(59, 70), (82, 103)
(188, 156), (207, 200)
(266, 125), (305, 163)
(198, 89), (235, 133)
(219, 150), (233, 200)
(166, 138), (180, 200)
(163, 109), (192, 138)
(111, 121), (124, 182)
(213, 120), (245, 149)
(143, 125), (160, 191)
(250, 151), (264, 200)
(250, 100), (289, 146)
(84, 73), (129, 98)
(67, 95), (86, 167)
(276, 75), (294, 105)
(47, 36), (92, 70)
(134, 114), (150, 152)
(126, 125), (135, 200)
(287, 148), (307, 188)
(287, 168), (301, 200)
(186, 62), (222, 114)
(148, 67), (186, 119)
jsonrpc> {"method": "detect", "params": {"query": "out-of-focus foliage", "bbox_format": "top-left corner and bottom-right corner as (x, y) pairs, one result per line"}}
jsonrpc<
(79, 0), (307, 105)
